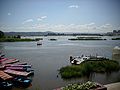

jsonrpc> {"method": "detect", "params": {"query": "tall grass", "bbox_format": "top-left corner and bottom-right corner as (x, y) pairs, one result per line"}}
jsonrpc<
(59, 60), (120, 79)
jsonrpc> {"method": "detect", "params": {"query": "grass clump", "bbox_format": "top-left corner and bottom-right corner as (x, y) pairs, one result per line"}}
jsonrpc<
(0, 38), (35, 42)
(112, 38), (120, 40)
(68, 37), (106, 40)
(59, 60), (120, 79)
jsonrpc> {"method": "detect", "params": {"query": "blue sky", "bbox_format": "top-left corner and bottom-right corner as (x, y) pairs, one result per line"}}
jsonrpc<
(0, 0), (120, 33)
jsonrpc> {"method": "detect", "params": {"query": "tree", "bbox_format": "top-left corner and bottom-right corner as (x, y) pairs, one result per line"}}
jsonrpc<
(0, 31), (4, 38)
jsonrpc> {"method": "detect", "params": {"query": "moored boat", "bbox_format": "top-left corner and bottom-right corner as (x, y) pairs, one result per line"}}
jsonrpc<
(37, 40), (42, 45)
(0, 81), (13, 90)
(5, 64), (32, 68)
(13, 76), (32, 88)
(4, 69), (33, 76)
(2, 59), (19, 64)
(70, 55), (109, 65)
(5, 66), (27, 71)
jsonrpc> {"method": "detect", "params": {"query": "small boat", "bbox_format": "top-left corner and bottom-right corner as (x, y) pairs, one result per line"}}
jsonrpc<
(0, 71), (13, 80)
(5, 62), (28, 67)
(37, 40), (42, 45)
(4, 69), (32, 76)
(70, 55), (90, 65)
(5, 65), (32, 68)
(0, 58), (8, 62)
(2, 59), (19, 64)
(13, 76), (32, 88)
(0, 81), (13, 90)
(15, 62), (27, 65)
(0, 54), (5, 58)
(6, 66), (27, 71)
(70, 54), (109, 65)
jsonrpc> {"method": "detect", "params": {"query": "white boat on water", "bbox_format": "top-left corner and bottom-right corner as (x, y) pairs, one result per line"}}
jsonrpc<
(70, 55), (90, 65)
(37, 40), (42, 45)
(70, 55), (108, 65)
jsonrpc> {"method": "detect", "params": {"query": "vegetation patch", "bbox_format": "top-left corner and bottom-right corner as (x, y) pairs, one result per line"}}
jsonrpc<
(68, 37), (106, 40)
(112, 38), (120, 40)
(0, 38), (36, 42)
(59, 60), (120, 79)
(59, 81), (99, 90)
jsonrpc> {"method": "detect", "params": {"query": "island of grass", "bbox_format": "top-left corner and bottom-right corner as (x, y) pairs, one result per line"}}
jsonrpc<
(68, 37), (106, 40)
(111, 38), (120, 40)
(0, 37), (36, 42)
(59, 60), (120, 79)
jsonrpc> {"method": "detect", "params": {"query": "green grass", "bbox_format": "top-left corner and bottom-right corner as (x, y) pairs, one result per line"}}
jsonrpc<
(68, 37), (106, 40)
(0, 38), (36, 42)
(59, 60), (120, 79)
(112, 38), (120, 40)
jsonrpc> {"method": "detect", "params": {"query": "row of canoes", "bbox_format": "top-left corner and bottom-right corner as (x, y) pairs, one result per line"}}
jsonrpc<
(0, 53), (34, 89)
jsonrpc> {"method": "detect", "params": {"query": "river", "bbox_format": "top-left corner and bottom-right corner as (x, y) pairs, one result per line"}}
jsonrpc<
(0, 36), (120, 90)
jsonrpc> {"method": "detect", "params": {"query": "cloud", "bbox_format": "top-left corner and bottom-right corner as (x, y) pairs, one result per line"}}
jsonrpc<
(37, 16), (47, 21)
(68, 5), (79, 8)
(22, 19), (33, 24)
(8, 13), (11, 16)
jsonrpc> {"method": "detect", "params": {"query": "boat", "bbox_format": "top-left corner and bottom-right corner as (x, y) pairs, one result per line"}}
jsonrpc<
(0, 81), (13, 90)
(13, 76), (32, 88)
(2, 59), (19, 64)
(5, 64), (32, 68)
(0, 54), (5, 58)
(37, 40), (42, 45)
(5, 66), (27, 71)
(70, 55), (90, 65)
(69, 55), (109, 65)
(0, 71), (13, 80)
(5, 62), (28, 67)
(15, 62), (27, 65)
(0, 58), (8, 62)
(4, 69), (33, 76)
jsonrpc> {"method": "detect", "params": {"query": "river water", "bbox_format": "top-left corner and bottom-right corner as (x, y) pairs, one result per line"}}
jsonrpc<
(0, 36), (120, 90)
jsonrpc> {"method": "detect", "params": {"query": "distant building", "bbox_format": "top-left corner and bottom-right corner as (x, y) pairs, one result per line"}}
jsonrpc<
(106, 30), (120, 36)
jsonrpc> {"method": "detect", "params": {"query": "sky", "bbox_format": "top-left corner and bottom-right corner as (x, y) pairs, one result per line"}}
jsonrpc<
(0, 0), (120, 33)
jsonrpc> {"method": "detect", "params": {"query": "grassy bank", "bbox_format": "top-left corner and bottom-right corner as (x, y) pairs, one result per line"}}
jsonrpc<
(0, 38), (36, 42)
(59, 60), (120, 79)
(68, 37), (106, 40)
